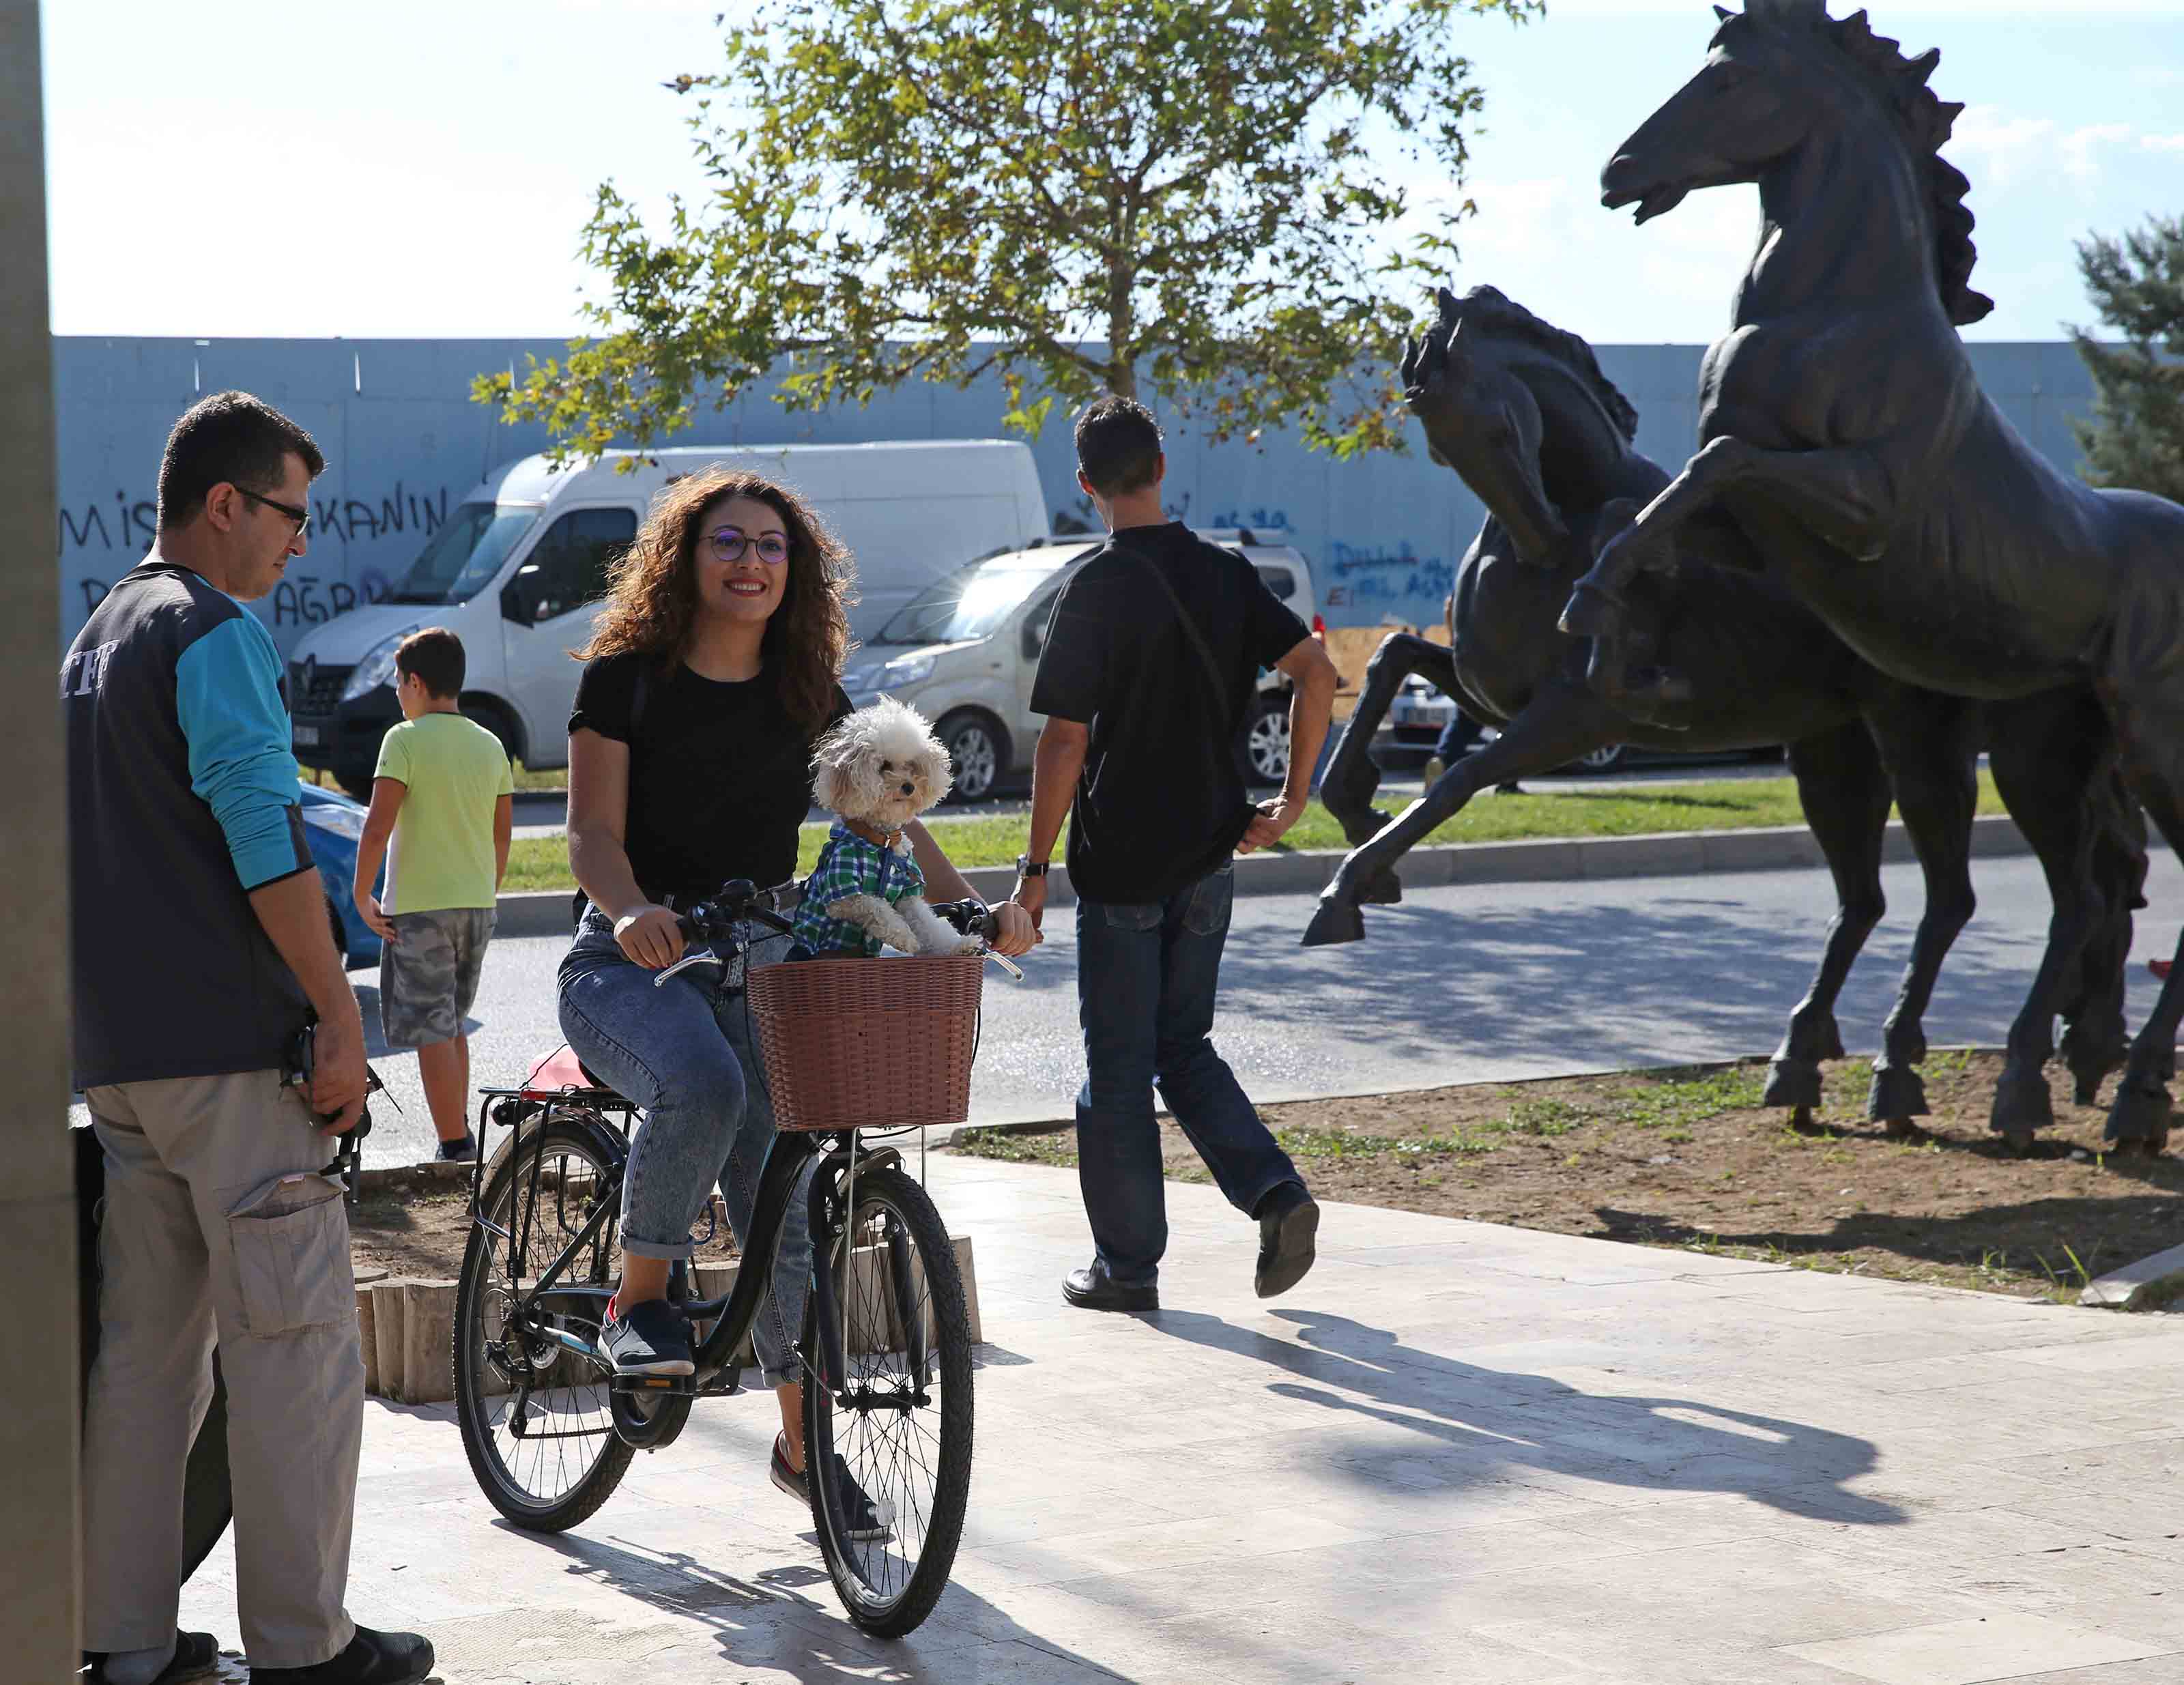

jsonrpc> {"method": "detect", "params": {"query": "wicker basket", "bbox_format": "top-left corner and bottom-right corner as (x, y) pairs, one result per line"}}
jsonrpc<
(745, 952), (986, 1132)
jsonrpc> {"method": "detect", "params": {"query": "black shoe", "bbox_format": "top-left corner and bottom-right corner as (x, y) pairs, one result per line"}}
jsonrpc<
(83, 1632), (221, 1685)
(1062, 1262), (1158, 1313)
(435, 1132), (476, 1162)
(249, 1626), (434, 1685)
(1254, 1183), (1319, 1299)
(769, 1433), (889, 1540)
(601, 1296), (694, 1377)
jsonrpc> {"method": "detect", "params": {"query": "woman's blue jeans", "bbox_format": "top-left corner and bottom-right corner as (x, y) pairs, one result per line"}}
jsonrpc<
(1074, 863), (1302, 1286)
(557, 908), (811, 1387)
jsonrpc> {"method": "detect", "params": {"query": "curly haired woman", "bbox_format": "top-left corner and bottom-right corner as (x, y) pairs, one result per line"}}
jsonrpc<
(558, 467), (1035, 1529)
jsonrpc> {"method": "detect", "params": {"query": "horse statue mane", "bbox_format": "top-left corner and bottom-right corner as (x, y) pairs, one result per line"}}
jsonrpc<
(1719, 1), (1994, 325)
(1444, 284), (1642, 442)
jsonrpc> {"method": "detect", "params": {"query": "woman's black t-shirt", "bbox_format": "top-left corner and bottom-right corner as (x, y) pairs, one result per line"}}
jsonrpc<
(569, 653), (853, 904)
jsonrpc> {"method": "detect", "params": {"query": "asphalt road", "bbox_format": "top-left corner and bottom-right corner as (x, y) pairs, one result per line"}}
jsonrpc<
(164, 848), (2182, 1166)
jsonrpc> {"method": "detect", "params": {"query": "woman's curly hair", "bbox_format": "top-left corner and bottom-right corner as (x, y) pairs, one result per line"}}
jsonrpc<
(575, 465), (856, 728)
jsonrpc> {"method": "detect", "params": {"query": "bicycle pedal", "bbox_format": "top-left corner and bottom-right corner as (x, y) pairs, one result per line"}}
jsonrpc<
(611, 1373), (695, 1396)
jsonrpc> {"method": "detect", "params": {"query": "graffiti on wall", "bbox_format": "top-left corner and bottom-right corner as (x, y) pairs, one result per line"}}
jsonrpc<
(1320, 538), (1452, 620)
(61, 480), (454, 648)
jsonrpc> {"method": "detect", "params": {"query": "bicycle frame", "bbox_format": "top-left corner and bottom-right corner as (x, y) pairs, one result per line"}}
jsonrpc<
(473, 1109), (889, 1429)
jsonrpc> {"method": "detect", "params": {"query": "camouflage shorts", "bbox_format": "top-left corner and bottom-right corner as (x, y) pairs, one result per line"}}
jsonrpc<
(379, 907), (497, 1050)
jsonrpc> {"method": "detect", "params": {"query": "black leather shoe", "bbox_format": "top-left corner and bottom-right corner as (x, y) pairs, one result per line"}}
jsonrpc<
(250, 1626), (435, 1685)
(82, 1632), (220, 1685)
(1255, 1183), (1319, 1299)
(1063, 1263), (1158, 1312)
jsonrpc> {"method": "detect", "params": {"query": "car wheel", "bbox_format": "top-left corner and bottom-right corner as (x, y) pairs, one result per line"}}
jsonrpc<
(938, 712), (1004, 804)
(1244, 693), (1291, 788)
(1570, 743), (1626, 774)
(326, 894), (351, 969)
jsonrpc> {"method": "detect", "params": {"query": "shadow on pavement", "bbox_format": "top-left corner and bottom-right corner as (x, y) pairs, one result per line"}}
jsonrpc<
(500, 1521), (1142, 1683)
(1143, 1306), (1902, 1525)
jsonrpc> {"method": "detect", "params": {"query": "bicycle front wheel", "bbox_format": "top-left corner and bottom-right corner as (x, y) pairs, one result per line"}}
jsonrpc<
(455, 1113), (636, 1531)
(804, 1164), (975, 1639)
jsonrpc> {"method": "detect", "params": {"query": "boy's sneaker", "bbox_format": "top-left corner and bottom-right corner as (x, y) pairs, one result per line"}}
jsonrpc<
(248, 1626), (434, 1685)
(769, 1432), (889, 1540)
(601, 1296), (694, 1377)
(435, 1132), (476, 1162)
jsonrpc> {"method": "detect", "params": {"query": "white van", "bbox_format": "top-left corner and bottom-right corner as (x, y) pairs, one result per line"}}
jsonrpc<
(287, 440), (1046, 796)
(842, 531), (1322, 800)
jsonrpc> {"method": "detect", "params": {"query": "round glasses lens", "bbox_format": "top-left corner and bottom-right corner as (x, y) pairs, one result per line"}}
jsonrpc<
(709, 530), (747, 560)
(758, 536), (789, 564)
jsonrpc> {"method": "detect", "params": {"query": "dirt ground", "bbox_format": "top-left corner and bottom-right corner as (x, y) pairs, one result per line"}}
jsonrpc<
(349, 1181), (743, 1282)
(955, 1050), (2184, 1302)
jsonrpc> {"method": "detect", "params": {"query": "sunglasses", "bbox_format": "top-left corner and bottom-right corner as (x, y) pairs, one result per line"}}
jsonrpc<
(237, 486), (311, 539)
(706, 527), (790, 566)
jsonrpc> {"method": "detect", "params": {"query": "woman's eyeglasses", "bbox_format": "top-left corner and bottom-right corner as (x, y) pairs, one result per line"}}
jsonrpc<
(706, 528), (790, 566)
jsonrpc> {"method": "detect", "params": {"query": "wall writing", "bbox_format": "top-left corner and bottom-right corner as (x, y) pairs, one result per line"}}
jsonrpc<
(61, 479), (454, 652)
(1321, 539), (1454, 615)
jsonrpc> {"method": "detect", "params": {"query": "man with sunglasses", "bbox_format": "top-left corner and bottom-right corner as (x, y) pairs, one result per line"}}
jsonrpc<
(67, 392), (433, 1685)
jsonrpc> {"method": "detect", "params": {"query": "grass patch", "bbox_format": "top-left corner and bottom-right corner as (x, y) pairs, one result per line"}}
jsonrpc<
(495, 771), (2007, 895)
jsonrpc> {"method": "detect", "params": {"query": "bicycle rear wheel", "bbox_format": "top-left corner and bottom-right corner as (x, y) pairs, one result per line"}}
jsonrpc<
(803, 1164), (974, 1639)
(455, 1113), (636, 1531)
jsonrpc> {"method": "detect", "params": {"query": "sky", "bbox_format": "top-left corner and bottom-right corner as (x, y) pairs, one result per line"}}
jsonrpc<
(39, 1), (2184, 346)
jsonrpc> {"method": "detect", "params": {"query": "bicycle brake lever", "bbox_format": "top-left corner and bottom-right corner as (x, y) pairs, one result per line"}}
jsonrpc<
(984, 950), (1025, 982)
(653, 949), (726, 988)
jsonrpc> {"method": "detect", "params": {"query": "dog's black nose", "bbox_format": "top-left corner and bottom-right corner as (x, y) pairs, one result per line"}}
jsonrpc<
(900, 781), (915, 796)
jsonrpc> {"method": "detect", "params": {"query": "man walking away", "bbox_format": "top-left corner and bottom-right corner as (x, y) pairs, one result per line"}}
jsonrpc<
(353, 628), (515, 1161)
(1008, 395), (1339, 1312)
(68, 392), (433, 1685)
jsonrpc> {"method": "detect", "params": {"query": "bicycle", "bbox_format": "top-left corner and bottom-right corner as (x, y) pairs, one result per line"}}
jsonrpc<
(451, 879), (1016, 1639)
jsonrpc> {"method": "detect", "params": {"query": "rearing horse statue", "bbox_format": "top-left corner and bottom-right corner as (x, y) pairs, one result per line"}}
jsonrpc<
(1311, 284), (2143, 1141)
(1562, 0), (2184, 1150)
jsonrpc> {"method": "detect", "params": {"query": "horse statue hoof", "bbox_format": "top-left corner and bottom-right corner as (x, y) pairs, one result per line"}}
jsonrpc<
(1558, 580), (1624, 638)
(1359, 869), (1403, 907)
(1302, 899), (1366, 947)
(1989, 1065), (2054, 1140)
(1867, 1061), (1929, 1124)
(1763, 1056), (1822, 1112)
(2105, 1082), (2172, 1153)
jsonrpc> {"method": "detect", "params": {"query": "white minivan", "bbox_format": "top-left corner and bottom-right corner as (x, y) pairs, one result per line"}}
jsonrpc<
(287, 440), (1046, 796)
(842, 531), (1322, 800)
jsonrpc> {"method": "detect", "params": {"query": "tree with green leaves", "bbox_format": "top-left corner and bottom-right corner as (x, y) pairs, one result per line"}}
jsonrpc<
(2070, 213), (2184, 504)
(477, 0), (1538, 462)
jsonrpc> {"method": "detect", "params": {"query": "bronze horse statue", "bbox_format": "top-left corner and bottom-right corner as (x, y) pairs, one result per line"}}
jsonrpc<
(1309, 285), (2145, 1140)
(1563, 0), (2184, 1150)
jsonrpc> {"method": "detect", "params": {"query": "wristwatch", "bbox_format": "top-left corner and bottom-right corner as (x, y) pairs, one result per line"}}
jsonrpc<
(1015, 855), (1048, 878)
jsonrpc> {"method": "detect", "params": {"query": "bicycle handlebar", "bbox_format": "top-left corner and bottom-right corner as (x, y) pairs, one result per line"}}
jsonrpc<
(672, 878), (1002, 947)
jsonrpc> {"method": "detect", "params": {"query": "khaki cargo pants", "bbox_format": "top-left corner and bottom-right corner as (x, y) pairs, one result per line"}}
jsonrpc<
(83, 1069), (362, 1669)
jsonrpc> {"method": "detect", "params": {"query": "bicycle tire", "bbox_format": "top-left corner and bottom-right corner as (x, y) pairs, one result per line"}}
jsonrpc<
(454, 1113), (636, 1531)
(803, 1165), (974, 1639)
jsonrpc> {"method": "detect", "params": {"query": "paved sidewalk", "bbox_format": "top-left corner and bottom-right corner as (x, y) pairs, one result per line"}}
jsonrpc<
(179, 1152), (2184, 1684)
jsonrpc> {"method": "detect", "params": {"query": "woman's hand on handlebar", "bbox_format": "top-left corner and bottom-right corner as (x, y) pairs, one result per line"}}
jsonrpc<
(990, 900), (1039, 957)
(613, 904), (686, 969)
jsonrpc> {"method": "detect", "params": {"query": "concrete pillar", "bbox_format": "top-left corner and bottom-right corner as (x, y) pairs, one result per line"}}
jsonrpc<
(0, 0), (78, 1675)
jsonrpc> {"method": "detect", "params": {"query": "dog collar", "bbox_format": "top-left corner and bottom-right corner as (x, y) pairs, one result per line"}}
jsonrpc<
(842, 817), (904, 851)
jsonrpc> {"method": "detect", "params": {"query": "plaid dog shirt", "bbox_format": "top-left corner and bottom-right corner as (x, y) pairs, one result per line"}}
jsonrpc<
(791, 822), (925, 957)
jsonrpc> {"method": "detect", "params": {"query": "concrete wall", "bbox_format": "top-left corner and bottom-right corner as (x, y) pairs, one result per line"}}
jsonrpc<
(54, 335), (2100, 657)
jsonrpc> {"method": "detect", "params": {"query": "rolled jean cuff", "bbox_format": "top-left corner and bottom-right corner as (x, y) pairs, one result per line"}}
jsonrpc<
(620, 1233), (700, 1262)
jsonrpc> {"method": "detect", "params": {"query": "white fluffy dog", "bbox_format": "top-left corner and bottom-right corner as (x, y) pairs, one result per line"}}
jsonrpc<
(796, 697), (983, 958)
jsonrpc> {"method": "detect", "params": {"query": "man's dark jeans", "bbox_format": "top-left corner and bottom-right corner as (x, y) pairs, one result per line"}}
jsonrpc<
(1074, 862), (1302, 1285)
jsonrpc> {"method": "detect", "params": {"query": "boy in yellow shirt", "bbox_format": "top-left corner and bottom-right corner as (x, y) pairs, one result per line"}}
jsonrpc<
(355, 629), (514, 1159)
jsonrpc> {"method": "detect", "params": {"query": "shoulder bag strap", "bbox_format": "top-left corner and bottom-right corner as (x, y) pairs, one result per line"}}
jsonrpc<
(1111, 539), (1233, 724)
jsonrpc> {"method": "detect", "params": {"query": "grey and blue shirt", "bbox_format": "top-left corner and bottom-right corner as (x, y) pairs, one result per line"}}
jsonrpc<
(66, 558), (315, 1088)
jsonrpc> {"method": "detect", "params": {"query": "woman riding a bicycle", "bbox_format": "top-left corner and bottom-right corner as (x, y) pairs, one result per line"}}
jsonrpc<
(556, 465), (1036, 1521)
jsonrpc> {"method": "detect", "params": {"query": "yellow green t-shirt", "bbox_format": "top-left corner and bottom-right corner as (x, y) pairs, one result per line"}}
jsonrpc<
(374, 712), (515, 913)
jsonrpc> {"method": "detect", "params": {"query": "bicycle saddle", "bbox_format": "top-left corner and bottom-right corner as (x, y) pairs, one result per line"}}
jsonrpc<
(522, 1043), (627, 1101)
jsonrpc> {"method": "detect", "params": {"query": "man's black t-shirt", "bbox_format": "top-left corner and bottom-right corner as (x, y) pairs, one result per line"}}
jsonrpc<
(569, 654), (852, 904)
(1029, 523), (1309, 904)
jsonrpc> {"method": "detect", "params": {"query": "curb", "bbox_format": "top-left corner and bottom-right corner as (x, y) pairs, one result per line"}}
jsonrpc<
(2080, 1241), (2184, 1312)
(491, 812), (2039, 938)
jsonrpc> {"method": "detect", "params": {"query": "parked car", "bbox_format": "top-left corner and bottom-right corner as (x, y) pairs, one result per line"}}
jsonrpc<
(298, 779), (384, 969)
(287, 441), (1048, 798)
(842, 530), (1325, 798)
(1382, 676), (1780, 775)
